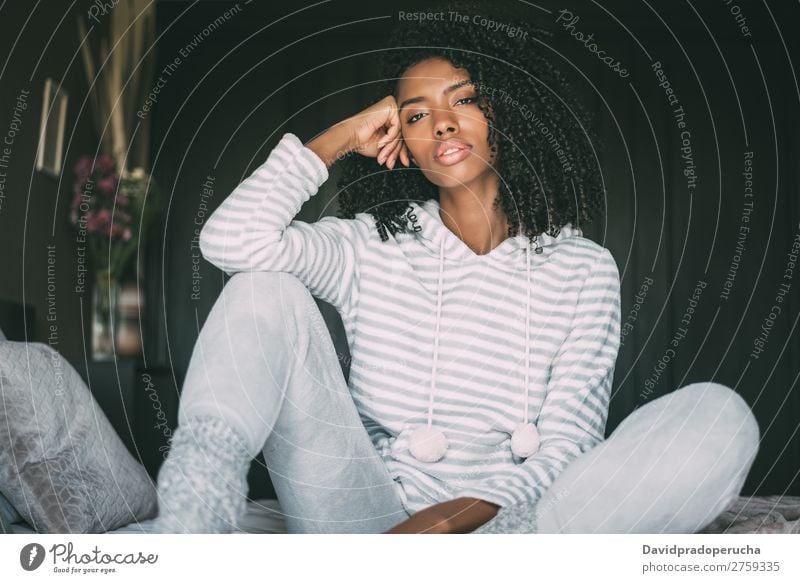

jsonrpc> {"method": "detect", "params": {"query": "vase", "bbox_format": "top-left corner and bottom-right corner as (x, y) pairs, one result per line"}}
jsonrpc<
(116, 282), (143, 356)
(91, 270), (119, 360)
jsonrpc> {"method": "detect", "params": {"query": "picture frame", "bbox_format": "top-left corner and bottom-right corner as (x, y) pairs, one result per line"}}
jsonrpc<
(36, 77), (68, 178)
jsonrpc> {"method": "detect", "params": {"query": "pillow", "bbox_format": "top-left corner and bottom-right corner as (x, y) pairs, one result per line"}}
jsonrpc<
(0, 491), (21, 533)
(0, 342), (158, 533)
(0, 490), (21, 524)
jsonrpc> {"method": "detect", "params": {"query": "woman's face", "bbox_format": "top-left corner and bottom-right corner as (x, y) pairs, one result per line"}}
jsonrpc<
(395, 57), (496, 189)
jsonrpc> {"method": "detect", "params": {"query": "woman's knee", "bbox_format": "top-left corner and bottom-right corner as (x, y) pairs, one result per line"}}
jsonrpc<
(674, 382), (760, 463)
(209, 272), (318, 346)
(220, 271), (314, 318)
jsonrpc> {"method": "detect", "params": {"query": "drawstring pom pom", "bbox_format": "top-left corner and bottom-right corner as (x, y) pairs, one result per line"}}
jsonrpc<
(408, 426), (448, 462)
(511, 422), (540, 458)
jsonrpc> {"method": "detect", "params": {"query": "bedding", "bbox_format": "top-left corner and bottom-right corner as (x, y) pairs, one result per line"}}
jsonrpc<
(0, 341), (158, 533)
(6, 495), (798, 534)
(697, 495), (800, 534)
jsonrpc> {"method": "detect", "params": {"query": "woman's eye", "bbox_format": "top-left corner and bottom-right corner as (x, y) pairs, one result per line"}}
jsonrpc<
(406, 97), (477, 124)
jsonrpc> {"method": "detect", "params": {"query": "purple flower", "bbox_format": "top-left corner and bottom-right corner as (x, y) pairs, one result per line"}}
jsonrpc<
(122, 227), (132, 241)
(96, 153), (116, 174)
(97, 176), (118, 195)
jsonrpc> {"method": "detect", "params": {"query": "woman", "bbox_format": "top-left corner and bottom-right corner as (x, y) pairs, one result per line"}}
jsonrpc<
(152, 2), (759, 534)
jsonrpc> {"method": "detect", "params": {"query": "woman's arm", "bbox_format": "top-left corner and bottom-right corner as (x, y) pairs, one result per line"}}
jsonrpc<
(197, 96), (410, 312)
(197, 132), (369, 312)
(304, 122), (354, 169)
(384, 498), (500, 534)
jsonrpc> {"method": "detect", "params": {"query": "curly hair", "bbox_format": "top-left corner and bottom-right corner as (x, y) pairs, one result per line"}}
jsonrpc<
(335, 0), (606, 243)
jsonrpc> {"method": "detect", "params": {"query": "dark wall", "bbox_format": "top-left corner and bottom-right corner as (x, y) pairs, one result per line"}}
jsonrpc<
(0, 2), (106, 364)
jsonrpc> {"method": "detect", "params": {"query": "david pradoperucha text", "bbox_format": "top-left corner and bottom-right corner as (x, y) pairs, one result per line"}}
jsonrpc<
(643, 544), (760, 559)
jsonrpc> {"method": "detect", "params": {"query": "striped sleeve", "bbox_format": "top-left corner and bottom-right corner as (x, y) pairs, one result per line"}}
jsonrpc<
(198, 132), (369, 313)
(453, 247), (622, 508)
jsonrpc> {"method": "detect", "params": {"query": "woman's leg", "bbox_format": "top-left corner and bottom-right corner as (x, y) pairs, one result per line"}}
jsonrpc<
(475, 382), (760, 534)
(154, 271), (408, 533)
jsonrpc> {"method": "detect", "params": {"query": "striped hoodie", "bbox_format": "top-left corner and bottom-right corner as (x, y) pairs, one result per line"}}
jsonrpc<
(198, 132), (622, 513)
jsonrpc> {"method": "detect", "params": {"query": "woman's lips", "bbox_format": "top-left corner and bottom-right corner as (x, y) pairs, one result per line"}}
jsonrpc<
(434, 141), (472, 166)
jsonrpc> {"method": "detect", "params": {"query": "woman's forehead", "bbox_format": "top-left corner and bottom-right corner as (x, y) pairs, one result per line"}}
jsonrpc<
(398, 57), (471, 94)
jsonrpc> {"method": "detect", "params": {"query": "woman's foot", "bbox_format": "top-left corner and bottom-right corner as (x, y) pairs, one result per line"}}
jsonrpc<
(151, 414), (253, 533)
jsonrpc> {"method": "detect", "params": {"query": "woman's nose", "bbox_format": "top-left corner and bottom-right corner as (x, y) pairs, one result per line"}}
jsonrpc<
(433, 109), (458, 137)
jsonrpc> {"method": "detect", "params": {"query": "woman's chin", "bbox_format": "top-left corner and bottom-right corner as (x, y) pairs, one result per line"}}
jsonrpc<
(421, 165), (489, 190)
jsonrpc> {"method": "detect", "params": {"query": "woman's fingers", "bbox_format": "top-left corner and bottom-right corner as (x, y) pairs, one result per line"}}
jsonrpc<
(399, 141), (410, 167)
(392, 140), (407, 169)
(375, 103), (406, 168)
(385, 139), (404, 170)
(387, 140), (402, 170)
(377, 107), (401, 149)
(377, 139), (396, 165)
(377, 124), (399, 149)
(377, 138), (411, 169)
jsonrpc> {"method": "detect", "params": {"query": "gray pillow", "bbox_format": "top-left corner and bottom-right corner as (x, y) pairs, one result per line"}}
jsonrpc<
(0, 490), (20, 527)
(0, 342), (157, 533)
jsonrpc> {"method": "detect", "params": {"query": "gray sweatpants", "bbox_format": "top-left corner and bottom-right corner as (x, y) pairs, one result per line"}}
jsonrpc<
(178, 271), (759, 534)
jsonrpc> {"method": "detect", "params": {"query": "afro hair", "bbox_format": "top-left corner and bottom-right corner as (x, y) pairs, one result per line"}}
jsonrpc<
(335, 0), (606, 244)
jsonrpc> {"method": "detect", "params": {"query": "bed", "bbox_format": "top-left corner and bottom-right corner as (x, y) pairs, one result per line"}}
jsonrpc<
(5, 495), (799, 535)
(1, 305), (798, 536)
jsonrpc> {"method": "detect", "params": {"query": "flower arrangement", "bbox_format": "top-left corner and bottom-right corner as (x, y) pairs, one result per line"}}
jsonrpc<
(69, 154), (161, 281)
(69, 154), (162, 358)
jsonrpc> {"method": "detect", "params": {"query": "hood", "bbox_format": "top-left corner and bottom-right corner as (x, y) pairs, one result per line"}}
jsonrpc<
(407, 198), (582, 264)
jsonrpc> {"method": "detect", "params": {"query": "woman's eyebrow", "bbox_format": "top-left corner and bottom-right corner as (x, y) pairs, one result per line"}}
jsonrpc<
(398, 79), (473, 110)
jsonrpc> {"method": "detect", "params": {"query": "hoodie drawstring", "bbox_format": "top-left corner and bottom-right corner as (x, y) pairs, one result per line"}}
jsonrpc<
(407, 237), (542, 463)
(510, 245), (541, 458)
(408, 239), (450, 462)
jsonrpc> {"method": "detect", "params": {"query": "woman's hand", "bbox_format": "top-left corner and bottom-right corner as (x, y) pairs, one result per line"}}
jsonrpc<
(346, 95), (411, 170)
(305, 95), (411, 170)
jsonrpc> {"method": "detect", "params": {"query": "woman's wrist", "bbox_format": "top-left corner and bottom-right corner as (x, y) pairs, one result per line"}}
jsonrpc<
(444, 498), (500, 533)
(383, 497), (500, 534)
(304, 122), (354, 169)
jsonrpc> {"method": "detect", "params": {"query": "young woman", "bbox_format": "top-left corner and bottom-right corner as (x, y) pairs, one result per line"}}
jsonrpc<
(152, 4), (759, 534)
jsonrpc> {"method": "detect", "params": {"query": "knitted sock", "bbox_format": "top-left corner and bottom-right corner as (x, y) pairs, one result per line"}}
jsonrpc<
(151, 414), (253, 533)
(472, 501), (538, 534)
